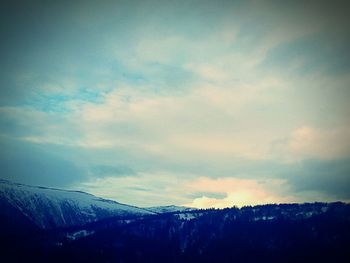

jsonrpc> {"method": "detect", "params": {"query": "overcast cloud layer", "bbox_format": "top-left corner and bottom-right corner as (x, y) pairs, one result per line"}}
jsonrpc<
(1, 0), (349, 208)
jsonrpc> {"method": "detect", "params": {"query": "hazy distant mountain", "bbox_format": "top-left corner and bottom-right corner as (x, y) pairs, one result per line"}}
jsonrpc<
(146, 205), (194, 214)
(0, 179), (154, 229)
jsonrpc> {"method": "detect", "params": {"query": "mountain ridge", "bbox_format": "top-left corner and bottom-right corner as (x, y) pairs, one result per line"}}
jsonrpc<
(1, 179), (349, 263)
(0, 179), (155, 229)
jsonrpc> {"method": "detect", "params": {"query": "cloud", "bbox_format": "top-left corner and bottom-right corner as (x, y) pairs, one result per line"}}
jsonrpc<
(183, 177), (294, 208)
(272, 125), (350, 161)
(287, 158), (350, 200)
(76, 174), (288, 208)
(185, 63), (230, 82)
(91, 165), (135, 177)
(76, 173), (340, 209)
(75, 172), (191, 207)
(0, 136), (85, 187)
(66, 79), (290, 159)
(0, 0), (349, 207)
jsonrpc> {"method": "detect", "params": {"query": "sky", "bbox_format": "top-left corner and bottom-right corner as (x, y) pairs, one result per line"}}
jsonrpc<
(0, 0), (350, 208)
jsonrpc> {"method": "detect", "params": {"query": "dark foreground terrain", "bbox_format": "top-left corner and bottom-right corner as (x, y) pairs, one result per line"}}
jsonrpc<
(0, 181), (349, 262)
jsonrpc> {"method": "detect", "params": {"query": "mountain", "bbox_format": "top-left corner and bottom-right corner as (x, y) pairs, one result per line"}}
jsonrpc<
(146, 205), (194, 214)
(0, 179), (154, 229)
(1, 179), (349, 263)
(58, 202), (350, 263)
(3, 201), (347, 263)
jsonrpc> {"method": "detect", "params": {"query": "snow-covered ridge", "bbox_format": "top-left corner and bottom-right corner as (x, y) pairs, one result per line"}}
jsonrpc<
(0, 179), (155, 229)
